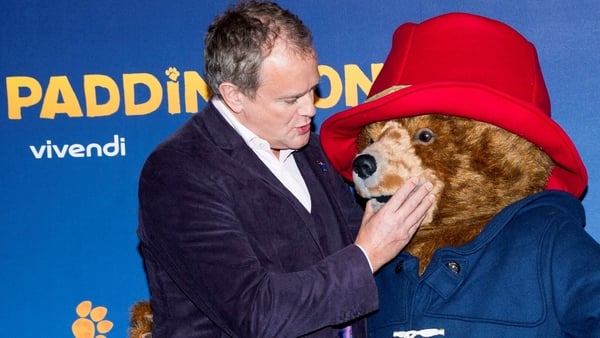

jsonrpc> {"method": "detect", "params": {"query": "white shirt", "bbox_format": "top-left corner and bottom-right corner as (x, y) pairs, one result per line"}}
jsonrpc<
(213, 98), (372, 272)
(212, 97), (312, 212)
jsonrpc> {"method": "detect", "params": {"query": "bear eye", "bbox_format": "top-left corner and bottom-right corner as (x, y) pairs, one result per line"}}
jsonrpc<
(413, 128), (435, 144)
(368, 137), (375, 145)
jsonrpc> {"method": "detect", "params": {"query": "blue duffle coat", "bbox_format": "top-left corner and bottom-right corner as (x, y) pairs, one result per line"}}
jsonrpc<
(368, 190), (600, 337)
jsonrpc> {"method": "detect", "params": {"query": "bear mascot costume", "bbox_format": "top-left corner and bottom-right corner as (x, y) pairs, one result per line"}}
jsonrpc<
(320, 12), (600, 337)
(129, 300), (153, 338)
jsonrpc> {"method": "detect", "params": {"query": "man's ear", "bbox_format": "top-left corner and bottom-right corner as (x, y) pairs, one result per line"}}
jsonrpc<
(219, 82), (243, 113)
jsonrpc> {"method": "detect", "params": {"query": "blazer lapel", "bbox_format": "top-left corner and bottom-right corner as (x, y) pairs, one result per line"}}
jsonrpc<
(202, 103), (324, 255)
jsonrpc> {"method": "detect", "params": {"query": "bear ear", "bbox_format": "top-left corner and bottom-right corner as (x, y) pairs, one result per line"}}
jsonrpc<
(128, 300), (153, 338)
(356, 128), (371, 152)
(357, 121), (385, 152)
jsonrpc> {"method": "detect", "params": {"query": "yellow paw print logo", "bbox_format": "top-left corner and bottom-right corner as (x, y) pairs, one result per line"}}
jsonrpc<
(165, 66), (180, 82)
(72, 300), (114, 338)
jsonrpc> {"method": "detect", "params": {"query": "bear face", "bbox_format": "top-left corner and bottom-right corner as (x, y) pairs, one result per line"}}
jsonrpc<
(355, 114), (553, 274)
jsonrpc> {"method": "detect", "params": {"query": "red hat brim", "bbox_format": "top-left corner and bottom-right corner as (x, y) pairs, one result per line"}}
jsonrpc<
(320, 81), (588, 198)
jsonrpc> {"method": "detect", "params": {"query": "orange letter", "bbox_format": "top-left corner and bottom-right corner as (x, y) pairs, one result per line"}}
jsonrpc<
(123, 73), (162, 116)
(84, 74), (120, 117)
(6, 76), (43, 120)
(316, 65), (343, 109)
(40, 75), (84, 119)
(344, 63), (383, 107)
(183, 71), (210, 113)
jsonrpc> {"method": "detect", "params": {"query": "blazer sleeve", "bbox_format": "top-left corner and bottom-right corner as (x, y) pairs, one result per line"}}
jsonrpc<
(137, 147), (377, 337)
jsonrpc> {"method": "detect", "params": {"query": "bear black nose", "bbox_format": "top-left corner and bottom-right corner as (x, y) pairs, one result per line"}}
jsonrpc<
(353, 154), (377, 179)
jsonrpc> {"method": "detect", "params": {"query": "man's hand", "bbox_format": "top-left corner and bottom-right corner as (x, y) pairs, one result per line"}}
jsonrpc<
(355, 177), (434, 272)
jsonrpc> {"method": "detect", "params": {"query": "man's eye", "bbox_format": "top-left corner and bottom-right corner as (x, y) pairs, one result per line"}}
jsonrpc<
(285, 98), (299, 105)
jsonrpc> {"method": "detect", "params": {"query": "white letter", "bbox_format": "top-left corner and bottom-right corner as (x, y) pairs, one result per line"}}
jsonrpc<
(102, 134), (120, 157)
(29, 145), (46, 159)
(69, 144), (85, 158)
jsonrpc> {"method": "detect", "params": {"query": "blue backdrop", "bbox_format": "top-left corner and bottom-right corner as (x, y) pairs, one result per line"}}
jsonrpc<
(1, 1), (599, 337)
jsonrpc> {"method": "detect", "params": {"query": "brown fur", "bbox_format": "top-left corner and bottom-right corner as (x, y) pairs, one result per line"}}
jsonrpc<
(128, 300), (153, 338)
(356, 114), (553, 274)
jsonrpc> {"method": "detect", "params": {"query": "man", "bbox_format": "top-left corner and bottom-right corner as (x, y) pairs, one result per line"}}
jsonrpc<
(137, 1), (434, 337)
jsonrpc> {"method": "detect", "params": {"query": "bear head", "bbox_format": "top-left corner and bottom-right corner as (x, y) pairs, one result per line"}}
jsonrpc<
(353, 114), (553, 273)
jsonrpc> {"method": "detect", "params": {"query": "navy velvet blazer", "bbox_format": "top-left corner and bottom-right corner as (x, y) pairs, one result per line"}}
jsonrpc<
(137, 102), (378, 337)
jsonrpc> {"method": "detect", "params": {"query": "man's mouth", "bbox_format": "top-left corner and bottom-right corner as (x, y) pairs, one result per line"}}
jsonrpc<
(297, 124), (311, 134)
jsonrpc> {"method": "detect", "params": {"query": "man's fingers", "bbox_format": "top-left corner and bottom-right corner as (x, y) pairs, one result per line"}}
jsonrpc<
(384, 177), (420, 209)
(363, 199), (375, 222)
(385, 178), (433, 214)
(405, 189), (435, 223)
(409, 212), (428, 235)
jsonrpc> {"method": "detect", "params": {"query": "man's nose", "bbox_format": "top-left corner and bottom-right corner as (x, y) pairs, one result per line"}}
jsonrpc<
(301, 99), (316, 117)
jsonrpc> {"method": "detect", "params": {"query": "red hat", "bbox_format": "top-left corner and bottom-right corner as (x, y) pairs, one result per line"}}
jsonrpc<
(320, 12), (587, 198)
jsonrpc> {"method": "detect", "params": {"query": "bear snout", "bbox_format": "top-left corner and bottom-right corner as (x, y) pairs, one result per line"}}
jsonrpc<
(353, 154), (377, 179)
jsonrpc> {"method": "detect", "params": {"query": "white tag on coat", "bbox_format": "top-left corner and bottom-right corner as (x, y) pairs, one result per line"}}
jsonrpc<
(392, 328), (445, 338)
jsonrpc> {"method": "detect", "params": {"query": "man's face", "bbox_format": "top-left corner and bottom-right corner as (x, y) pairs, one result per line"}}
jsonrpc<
(236, 40), (320, 155)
